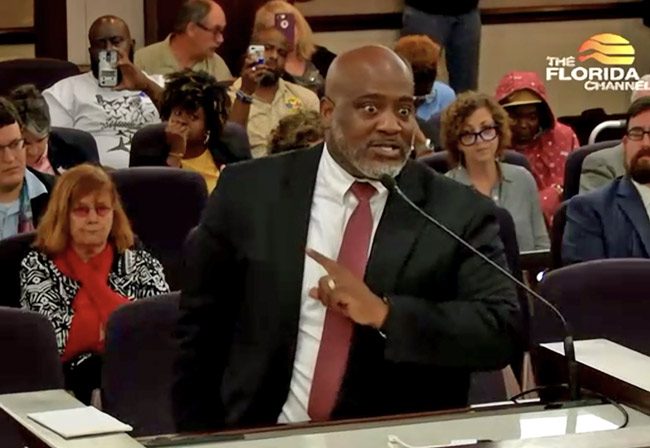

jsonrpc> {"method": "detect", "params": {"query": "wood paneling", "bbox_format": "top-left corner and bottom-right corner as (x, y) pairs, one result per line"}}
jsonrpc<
(33, 0), (68, 59)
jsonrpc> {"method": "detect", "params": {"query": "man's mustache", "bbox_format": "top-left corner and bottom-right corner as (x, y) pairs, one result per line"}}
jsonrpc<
(632, 146), (650, 165)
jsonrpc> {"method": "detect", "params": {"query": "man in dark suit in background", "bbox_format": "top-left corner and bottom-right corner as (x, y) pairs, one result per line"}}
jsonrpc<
(173, 45), (520, 431)
(564, 97), (650, 264)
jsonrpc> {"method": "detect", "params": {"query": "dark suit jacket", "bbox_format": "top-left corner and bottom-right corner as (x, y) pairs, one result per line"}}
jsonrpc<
(48, 127), (100, 173)
(563, 176), (650, 263)
(29, 168), (54, 224)
(173, 145), (520, 431)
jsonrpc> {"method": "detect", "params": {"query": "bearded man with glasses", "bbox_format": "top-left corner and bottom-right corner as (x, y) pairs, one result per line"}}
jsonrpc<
(135, 0), (233, 81)
(564, 96), (650, 264)
(0, 98), (53, 241)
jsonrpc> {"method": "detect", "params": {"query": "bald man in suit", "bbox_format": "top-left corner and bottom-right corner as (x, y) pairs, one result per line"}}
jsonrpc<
(173, 45), (521, 431)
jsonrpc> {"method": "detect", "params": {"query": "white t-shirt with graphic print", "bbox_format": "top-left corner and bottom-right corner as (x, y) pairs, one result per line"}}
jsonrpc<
(43, 71), (162, 169)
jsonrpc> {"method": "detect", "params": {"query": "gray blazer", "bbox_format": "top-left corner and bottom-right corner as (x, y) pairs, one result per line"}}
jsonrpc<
(579, 143), (625, 194)
(446, 163), (550, 251)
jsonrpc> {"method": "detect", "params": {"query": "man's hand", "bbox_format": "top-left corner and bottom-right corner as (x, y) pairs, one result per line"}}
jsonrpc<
(306, 248), (388, 329)
(114, 48), (149, 92)
(240, 56), (272, 95)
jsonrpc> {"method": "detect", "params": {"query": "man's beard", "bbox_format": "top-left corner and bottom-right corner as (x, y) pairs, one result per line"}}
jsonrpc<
(629, 147), (650, 184)
(259, 70), (280, 87)
(328, 122), (410, 180)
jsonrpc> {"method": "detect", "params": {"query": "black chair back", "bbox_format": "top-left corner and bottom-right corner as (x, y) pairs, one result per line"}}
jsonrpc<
(419, 150), (532, 174)
(0, 232), (36, 308)
(558, 108), (627, 145)
(550, 201), (569, 269)
(111, 168), (208, 290)
(562, 140), (620, 200)
(534, 259), (650, 356)
(102, 293), (180, 436)
(49, 127), (100, 168)
(0, 307), (65, 448)
(0, 58), (80, 95)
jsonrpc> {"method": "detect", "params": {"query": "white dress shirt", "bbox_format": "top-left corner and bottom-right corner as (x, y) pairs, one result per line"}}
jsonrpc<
(278, 145), (389, 423)
(632, 179), (650, 222)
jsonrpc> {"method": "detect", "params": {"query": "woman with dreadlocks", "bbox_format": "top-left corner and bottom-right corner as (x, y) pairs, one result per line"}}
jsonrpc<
(133, 69), (251, 192)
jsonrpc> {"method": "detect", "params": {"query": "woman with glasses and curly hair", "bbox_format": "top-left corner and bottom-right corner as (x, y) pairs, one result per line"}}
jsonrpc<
(131, 69), (251, 192)
(20, 164), (169, 403)
(442, 91), (549, 251)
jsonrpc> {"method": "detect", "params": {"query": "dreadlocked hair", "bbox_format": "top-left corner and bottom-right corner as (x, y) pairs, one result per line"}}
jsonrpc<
(161, 69), (231, 147)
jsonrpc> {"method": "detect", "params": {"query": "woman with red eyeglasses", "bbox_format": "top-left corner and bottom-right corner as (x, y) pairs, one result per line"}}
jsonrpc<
(19, 163), (169, 404)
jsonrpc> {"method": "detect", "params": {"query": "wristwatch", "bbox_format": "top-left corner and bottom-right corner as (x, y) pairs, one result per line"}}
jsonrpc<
(236, 89), (254, 104)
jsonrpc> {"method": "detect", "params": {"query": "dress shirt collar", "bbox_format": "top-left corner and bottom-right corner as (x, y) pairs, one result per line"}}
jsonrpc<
(319, 144), (387, 203)
(631, 179), (650, 211)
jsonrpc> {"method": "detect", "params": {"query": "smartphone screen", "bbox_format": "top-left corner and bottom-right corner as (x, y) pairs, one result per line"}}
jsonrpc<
(274, 13), (295, 48)
(247, 45), (265, 65)
(98, 49), (119, 87)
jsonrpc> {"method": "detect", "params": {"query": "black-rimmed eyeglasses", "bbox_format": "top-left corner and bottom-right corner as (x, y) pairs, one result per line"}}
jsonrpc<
(627, 127), (650, 141)
(196, 22), (224, 37)
(459, 126), (498, 146)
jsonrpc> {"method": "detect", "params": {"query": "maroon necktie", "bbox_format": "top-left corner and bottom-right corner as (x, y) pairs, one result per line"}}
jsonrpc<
(308, 181), (377, 421)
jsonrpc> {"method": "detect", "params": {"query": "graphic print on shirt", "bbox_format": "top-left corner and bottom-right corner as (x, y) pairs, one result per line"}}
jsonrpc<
(95, 94), (158, 153)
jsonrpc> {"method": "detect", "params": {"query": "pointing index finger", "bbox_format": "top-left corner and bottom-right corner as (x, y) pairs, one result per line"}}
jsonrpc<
(306, 248), (337, 273)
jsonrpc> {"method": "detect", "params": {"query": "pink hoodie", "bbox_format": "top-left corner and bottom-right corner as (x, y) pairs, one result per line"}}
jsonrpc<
(495, 71), (579, 222)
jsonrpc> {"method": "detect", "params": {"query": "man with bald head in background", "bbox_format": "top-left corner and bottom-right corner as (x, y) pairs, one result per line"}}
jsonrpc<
(174, 45), (520, 431)
(44, 15), (163, 168)
(135, 0), (232, 81)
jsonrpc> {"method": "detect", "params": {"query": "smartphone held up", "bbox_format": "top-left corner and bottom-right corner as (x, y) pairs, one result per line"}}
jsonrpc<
(98, 49), (119, 88)
(274, 13), (295, 48)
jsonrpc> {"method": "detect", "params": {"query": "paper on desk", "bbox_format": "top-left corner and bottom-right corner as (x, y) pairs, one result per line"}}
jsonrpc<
(27, 406), (133, 439)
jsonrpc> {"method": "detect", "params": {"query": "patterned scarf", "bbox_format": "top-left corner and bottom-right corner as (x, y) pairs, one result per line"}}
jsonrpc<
(17, 179), (35, 234)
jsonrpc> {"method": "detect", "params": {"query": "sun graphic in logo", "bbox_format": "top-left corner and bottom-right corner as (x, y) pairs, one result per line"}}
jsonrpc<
(577, 33), (635, 65)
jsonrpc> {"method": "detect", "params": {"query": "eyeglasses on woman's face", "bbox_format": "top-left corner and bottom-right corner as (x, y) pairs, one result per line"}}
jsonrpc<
(459, 126), (498, 146)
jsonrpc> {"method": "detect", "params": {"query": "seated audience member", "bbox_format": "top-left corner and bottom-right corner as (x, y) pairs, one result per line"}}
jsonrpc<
(159, 70), (249, 192)
(173, 45), (520, 432)
(135, 0), (232, 81)
(495, 71), (579, 221)
(43, 15), (163, 169)
(443, 92), (549, 251)
(0, 98), (53, 240)
(20, 164), (170, 403)
(580, 74), (650, 193)
(268, 109), (323, 154)
(253, 0), (336, 95)
(394, 35), (455, 121)
(9, 84), (98, 175)
(229, 27), (320, 158)
(563, 97), (650, 264)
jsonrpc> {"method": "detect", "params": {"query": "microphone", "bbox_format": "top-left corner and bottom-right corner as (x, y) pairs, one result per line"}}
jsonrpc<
(379, 174), (580, 402)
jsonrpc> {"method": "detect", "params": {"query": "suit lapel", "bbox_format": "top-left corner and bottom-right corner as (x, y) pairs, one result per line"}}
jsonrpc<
(270, 146), (323, 334)
(617, 177), (650, 256)
(365, 161), (428, 296)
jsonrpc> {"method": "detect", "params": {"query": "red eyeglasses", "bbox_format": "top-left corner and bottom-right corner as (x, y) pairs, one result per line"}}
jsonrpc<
(71, 205), (113, 217)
